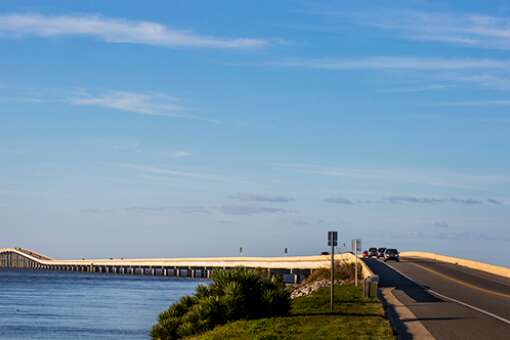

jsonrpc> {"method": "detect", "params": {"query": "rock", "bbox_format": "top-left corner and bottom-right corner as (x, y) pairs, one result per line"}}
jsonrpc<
(290, 278), (349, 299)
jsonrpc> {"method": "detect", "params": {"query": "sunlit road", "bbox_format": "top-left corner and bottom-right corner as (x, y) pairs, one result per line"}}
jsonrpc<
(365, 257), (510, 340)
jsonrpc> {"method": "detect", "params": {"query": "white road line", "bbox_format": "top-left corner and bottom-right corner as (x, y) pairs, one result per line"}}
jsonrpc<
(381, 260), (510, 326)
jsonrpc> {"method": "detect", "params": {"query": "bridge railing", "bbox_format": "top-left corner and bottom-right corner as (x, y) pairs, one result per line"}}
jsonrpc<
(401, 251), (510, 279)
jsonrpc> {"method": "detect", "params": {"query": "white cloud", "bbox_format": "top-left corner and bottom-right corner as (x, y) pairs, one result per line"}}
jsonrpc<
(228, 193), (295, 203)
(0, 88), (218, 122)
(430, 100), (510, 107)
(117, 163), (229, 182)
(254, 56), (510, 90)
(0, 13), (268, 49)
(70, 90), (219, 122)
(266, 56), (510, 71)
(69, 90), (186, 116)
(277, 163), (510, 191)
(323, 195), (503, 205)
(355, 11), (510, 50)
(160, 150), (192, 158)
(218, 205), (294, 215)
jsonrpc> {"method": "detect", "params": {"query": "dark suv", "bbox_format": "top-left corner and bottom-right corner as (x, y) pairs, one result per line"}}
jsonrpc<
(368, 247), (378, 257)
(384, 248), (400, 262)
(377, 247), (386, 258)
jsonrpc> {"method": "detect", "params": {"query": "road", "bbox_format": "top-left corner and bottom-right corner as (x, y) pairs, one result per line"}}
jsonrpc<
(365, 256), (510, 340)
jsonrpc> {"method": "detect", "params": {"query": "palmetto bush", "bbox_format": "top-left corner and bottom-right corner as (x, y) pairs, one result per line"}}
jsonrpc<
(150, 269), (290, 340)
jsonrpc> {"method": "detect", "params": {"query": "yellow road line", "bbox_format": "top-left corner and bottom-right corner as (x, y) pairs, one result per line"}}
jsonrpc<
(408, 261), (510, 299)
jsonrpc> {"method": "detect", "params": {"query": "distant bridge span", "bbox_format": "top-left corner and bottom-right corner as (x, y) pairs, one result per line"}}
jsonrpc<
(0, 247), (355, 282)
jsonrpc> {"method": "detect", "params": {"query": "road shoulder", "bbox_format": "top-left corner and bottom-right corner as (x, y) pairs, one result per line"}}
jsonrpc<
(380, 287), (435, 340)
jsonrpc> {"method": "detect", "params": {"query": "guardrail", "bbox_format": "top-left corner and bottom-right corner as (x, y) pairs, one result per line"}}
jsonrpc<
(401, 251), (510, 279)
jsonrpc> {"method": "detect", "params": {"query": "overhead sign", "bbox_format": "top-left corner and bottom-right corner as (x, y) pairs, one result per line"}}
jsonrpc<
(328, 231), (338, 246)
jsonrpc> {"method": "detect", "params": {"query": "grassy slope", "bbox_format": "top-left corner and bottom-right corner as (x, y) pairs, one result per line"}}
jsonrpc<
(191, 285), (394, 340)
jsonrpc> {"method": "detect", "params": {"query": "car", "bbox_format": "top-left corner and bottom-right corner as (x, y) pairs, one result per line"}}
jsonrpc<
(362, 250), (369, 258)
(368, 247), (378, 257)
(377, 247), (386, 258)
(384, 248), (400, 262)
(320, 251), (330, 256)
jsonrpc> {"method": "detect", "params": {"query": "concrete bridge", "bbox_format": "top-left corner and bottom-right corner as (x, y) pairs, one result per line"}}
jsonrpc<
(0, 247), (357, 283)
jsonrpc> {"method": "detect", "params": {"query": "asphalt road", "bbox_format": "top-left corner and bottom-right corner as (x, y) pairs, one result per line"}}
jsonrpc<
(365, 257), (510, 340)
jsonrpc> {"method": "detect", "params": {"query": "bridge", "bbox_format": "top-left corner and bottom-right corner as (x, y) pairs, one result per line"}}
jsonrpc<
(2, 247), (509, 338)
(0, 247), (364, 283)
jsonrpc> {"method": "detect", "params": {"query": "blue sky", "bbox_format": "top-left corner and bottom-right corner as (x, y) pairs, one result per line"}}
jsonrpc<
(1, 0), (509, 265)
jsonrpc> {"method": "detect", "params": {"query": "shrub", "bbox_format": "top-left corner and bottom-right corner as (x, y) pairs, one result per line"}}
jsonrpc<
(150, 269), (291, 340)
(305, 261), (362, 284)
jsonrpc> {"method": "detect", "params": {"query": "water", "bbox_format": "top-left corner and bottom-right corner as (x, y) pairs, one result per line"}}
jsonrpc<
(0, 269), (204, 339)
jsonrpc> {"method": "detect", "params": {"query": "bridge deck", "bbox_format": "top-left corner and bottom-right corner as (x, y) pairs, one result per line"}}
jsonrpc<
(0, 248), (358, 282)
(0, 248), (349, 269)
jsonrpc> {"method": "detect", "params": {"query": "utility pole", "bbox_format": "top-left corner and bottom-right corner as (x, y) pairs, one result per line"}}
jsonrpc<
(328, 231), (338, 313)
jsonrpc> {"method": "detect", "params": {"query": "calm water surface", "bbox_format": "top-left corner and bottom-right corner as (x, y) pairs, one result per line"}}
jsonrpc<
(0, 269), (203, 339)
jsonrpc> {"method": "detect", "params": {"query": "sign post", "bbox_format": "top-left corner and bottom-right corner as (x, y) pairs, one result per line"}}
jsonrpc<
(328, 231), (338, 313)
(351, 239), (361, 286)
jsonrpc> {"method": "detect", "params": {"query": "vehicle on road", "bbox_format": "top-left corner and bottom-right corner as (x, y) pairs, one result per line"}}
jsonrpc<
(368, 247), (378, 257)
(384, 248), (400, 262)
(362, 250), (369, 258)
(377, 247), (386, 258)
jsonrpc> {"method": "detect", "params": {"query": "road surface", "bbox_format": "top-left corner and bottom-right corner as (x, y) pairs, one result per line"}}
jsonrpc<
(365, 256), (510, 340)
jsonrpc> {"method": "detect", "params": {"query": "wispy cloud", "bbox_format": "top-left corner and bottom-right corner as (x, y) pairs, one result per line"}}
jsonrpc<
(431, 100), (510, 107)
(345, 11), (510, 50)
(218, 205), (294, 215)
(82, 204), (294, 216)
(160, 150), (193, 158)
(81, 206), (211, 215)
(386, 195), (484, 205)
(0, 13), (268, 49)
(117, 163), (230, 182)
(381, 84), (455, 93)
(279, 163), (510, 191)
(323, 197), (354, 205)
(323, 195), (503, 205)
(125, 206), (211, 214)
(228, 193), (295, 203)
(80, 208), (116, 214)
(264, 56), (510, 71)
(69, 90), (212, 120)
(0, 87), (218, 122)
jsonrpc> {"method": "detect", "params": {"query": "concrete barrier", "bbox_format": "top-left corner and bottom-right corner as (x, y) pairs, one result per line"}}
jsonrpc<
(401, 251), (510, 279)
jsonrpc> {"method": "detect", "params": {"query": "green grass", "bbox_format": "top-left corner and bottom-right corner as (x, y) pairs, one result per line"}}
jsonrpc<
(190, 285), (394, 340)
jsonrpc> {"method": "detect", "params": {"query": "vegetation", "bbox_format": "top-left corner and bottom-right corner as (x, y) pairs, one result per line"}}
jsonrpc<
(304, 261), (363, 283)
(151, 269), (290, 340)
(192, 284), (394, 340)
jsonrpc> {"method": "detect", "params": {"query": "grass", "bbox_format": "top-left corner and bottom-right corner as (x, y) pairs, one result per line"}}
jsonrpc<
(189, 285), (394, 340)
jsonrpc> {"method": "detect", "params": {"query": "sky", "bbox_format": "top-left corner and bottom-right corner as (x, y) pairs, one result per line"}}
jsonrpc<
(0, 0), (509, 266)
